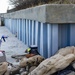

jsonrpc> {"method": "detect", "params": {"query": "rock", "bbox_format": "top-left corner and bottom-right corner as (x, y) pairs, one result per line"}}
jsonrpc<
(72, 61), (75, 69)
(28, 54), (63, 75)
(29, 66), (36, 72)
(58, 46), (75, 56)
(27, 46), (75, 75)
(55, 54), (75, 70)
(44, 54), (75, 75)
(67, 71), (75, 75)
(10, 65), (20, 75)
(20, 55), (44, 68)
(11, 54), (27, 59)
(13, 62), (20, 66)
(4, 70), (10, 75)
(19, 68), (25, 73)
(25, 54), (35, 58)
(7, 64), (12, 71)
(0, 62), (8, 75)
(21, 71), (28, 75)
(28, 54), (75, 75)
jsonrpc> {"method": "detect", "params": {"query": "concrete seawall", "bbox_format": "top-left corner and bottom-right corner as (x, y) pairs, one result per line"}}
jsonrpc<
(1, 4), (75, 23)
(2, 4), (75, 58)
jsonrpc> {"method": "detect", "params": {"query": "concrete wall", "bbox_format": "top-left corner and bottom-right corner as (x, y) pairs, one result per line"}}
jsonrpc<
(3, 4), (75, 58)
(2, 4), (75, 23)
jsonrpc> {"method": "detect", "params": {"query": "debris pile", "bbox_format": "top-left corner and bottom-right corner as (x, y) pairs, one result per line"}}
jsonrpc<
(1, 46), (75, 75)
(0, 55), (44, 75)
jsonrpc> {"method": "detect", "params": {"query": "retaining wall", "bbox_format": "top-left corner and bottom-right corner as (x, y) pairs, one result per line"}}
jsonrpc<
(2, 4), (75, 58)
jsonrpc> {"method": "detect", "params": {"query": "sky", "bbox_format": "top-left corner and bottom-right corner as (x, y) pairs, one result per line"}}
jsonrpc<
(0, 0), (9, 13)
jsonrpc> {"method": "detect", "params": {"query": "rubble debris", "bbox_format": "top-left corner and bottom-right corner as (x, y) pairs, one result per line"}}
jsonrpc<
(1, 46), (75, 75)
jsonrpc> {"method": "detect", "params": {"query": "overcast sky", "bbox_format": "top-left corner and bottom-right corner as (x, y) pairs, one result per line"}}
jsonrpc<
(0, 0), (9, 13)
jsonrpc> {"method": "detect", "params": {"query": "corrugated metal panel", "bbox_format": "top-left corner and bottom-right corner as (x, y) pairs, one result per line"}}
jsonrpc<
(4, 18), (75, 58)
(43, 23), (47, 58)
(58, 24), (70, 49)
(4, 18), (59, 58)
(17, 19), (19, 39)
(28, 20), (31, 45)
(40, 22), (43, 56)
(37, 22), (41, 53)
(35, 21), (38, 46)
(47, 24), (52, 57)
(26, 19), (28, 46)
(51, 24), (58, 55)
(70, 24), (75, 46)
(18, 19), (20, 40)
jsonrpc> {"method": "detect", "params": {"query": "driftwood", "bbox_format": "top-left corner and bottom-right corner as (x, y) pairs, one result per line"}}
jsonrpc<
(0, 62), (8, 75)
